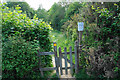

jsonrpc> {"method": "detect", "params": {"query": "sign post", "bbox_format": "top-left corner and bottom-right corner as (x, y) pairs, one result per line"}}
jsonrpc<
(77, 22), (84, 70)
(78, 22), (84, 45)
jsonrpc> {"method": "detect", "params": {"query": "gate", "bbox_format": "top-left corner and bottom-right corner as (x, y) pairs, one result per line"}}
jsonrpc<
(38, 41), (93, 78)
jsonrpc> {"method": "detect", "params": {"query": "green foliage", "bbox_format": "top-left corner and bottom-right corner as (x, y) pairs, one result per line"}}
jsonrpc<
(2, 5), (53, 78)
(2, 1), (120, 79)
(0, 3), (2, 80)
(2, 5), (52, 49)
(60, 2), (119, 79)
(6, 2), (35, 19)
(61, 2), (94, 42)
(61, 13), (85, 42)
(2, 36), (40, 78)
(65, 2), (83, 20)
(36, 5), (48, 22)
(84, 3), (120, 78)
(48, 3), (65, 30)
(75, 69), (94, 79)
(50, 73), (58, 79)
(49, 30), (74, 52)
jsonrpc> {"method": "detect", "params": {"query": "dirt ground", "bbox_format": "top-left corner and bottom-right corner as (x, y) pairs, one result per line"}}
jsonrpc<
(52, 56), (75, 79)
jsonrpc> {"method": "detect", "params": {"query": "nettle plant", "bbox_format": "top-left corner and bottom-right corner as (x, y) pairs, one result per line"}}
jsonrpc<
(2, 4), (53, 78)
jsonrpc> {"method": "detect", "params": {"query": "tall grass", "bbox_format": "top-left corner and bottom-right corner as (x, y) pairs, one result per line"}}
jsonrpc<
(49, 30), (74, 52)
(49, 30), (75, 64)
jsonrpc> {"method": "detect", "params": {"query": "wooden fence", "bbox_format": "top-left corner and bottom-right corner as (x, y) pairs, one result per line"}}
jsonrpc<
(38, 40), (93, 77)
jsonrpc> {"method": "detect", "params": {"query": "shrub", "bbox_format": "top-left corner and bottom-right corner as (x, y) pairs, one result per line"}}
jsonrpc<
(85, 3), (120, 78)
(2, 4), (53, 78)
(2, 36), (40, 78)
(75, 69), (95, 80)
(62, 2), (120, 79)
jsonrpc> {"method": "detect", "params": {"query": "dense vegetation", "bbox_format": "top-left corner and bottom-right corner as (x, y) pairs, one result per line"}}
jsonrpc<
(0, 3), (2, 80)
(1, 1), (120, 79)
(60, 2), (120, 79)
(2, 3), (53, 79)
(5, 2), (35, 19)
(49, 2), (120, 79)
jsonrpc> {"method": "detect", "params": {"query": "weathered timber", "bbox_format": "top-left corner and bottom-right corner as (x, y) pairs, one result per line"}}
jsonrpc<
(59, 47), (63, 75)
(62, 55), (75, 66)
(62, 51), (75, 54)
(39, 67), (56, 71)
(70, 46), (73, 76)
(64, 47), (68, 75)
(53, 42), (59, 77)
(75, 40), (78, 73)
(62, 67), (71, 69)
(37, 50), (44, 77)
(38, 52), (54, 55)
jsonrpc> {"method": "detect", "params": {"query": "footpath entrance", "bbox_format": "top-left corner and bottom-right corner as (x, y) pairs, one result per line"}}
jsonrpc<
(38, 41), (94, 78)
(37, 22), (94, 78)
(37, 40), (91, 78)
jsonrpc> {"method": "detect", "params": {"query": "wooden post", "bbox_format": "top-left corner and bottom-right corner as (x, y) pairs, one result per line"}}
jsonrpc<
(53, 42), (59, 77)
(78, 22), (84, 46)
(77, 41), (80, 71)
(64, 47), (68, 75)
(39, 57), (44, 77)
(69, 46), (73, 76)
(59, 47), (63, 75)
(38, 50), (44, 77)
(79, 31), (83, 45)
(79, 31), (83, 69)
(75, 40), (78, 73)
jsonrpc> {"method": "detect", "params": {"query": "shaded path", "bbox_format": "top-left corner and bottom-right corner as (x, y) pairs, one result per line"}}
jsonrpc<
(52, 56), (75, 79)
(49, 31), (75, 79)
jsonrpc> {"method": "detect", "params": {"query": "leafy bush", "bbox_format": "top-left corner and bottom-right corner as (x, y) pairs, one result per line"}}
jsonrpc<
(5, 2), (36, 19)
(2, 4), (53, 78)
(85, 3), (120, 78)
(61, 2), (119, 79)
(75, 69), (95, 80)
(2, 36), (41, 78)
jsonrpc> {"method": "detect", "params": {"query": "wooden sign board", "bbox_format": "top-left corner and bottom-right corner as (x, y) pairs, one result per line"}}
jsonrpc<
(78, 22), (84, 31)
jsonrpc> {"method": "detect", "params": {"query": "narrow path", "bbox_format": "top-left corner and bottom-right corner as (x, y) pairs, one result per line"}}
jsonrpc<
(50, 30), (75, 79)
(52, 56), (75, 79)
(60, 58), (73, 78)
